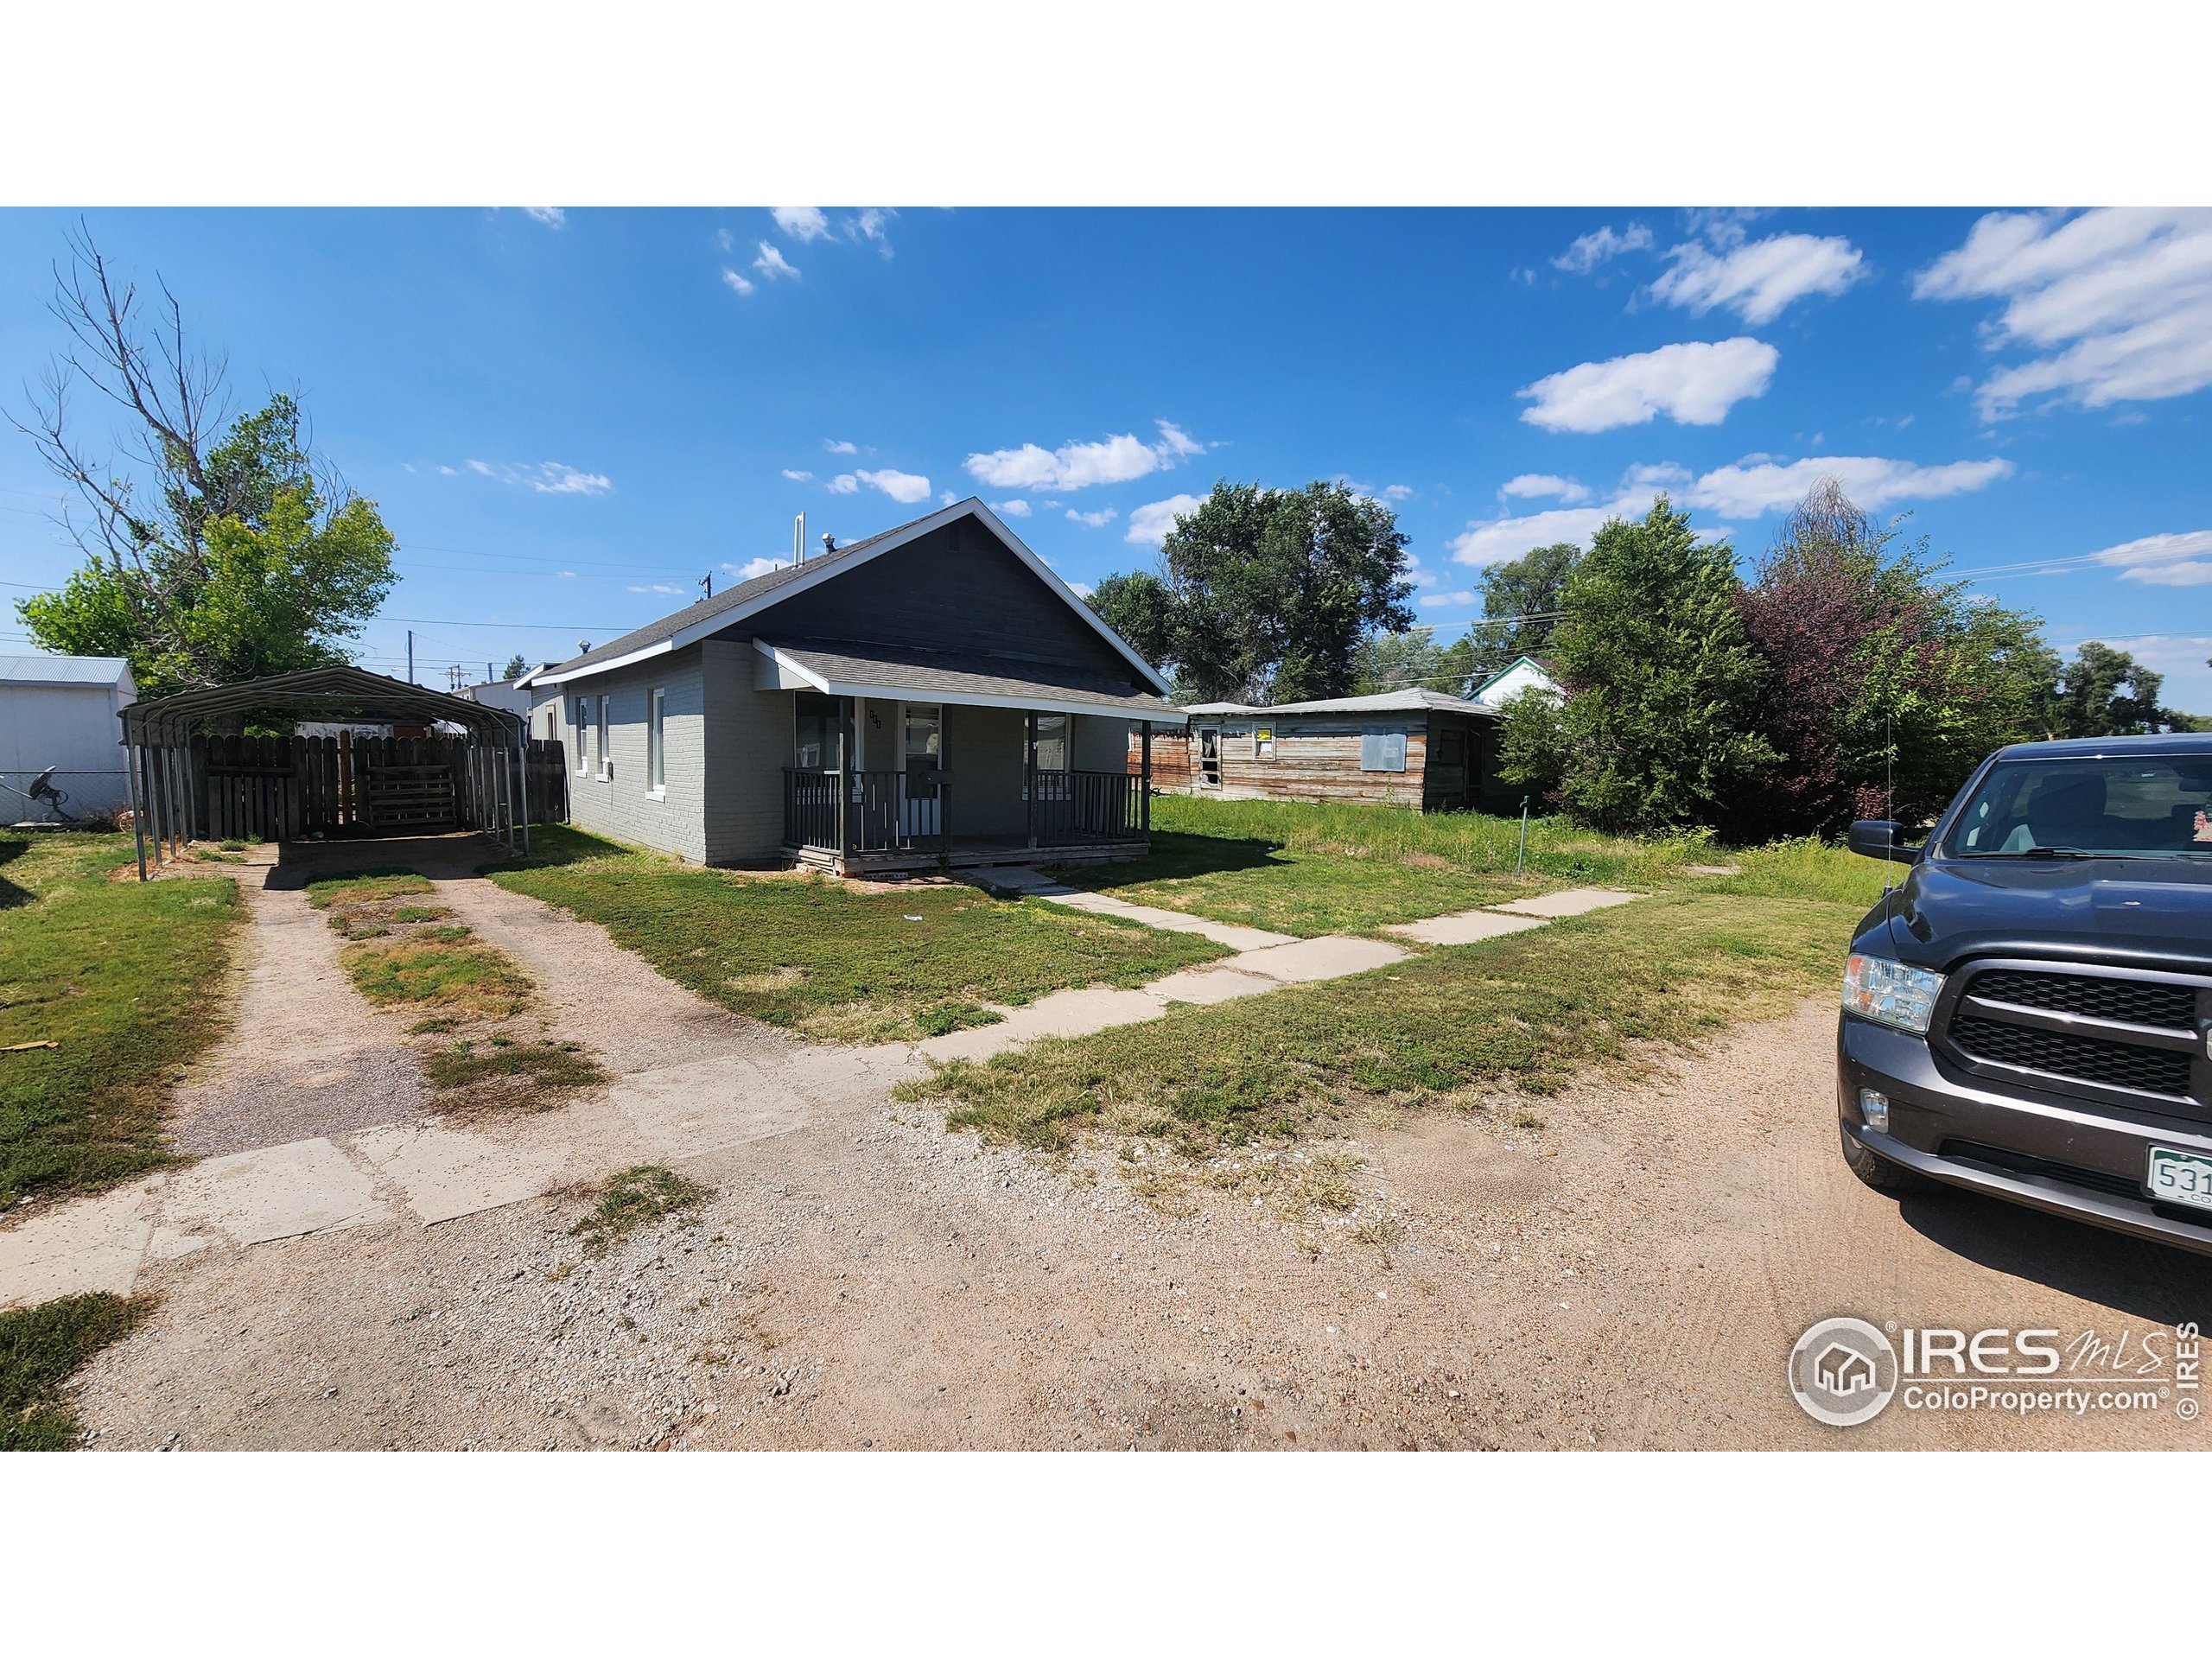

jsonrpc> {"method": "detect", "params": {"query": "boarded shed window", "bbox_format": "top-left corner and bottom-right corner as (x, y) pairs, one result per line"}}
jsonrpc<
(1361, 732), (1407, 772)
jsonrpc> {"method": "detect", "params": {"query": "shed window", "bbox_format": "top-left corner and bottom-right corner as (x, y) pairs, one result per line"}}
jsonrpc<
(1360, 732), (1407, 772)
(647, 687), (667, 792)
(1255, 726), (1275, 760)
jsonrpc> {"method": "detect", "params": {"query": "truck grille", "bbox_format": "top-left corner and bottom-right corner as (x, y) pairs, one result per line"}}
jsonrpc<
(1968, 969), (2195, 1032)
(1948, 1015), (2194, 1097)
(1939, 963), (2209, 1114)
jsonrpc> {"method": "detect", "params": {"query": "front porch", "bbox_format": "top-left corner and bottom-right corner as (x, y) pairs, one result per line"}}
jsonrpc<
(780, 759), (1154, 876)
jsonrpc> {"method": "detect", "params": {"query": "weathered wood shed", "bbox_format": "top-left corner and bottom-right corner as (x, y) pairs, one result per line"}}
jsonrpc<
(1135, 688), (1508, 813)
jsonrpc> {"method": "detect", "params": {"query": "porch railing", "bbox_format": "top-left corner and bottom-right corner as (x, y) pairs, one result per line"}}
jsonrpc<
(783, 768), (948, 855)
(1028, 769), (1139, 843)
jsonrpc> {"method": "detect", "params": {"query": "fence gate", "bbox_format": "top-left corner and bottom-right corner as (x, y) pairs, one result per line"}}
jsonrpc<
(177, 732), (568, 842)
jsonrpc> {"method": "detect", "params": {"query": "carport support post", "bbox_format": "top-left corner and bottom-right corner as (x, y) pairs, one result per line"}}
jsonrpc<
(1139, 721), (1153, 835)
(515, 718), (531, 857)
(125, 719), (148, 880)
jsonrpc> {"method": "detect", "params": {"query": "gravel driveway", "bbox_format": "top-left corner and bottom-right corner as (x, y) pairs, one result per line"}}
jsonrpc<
(70, 911), (2210, 1450)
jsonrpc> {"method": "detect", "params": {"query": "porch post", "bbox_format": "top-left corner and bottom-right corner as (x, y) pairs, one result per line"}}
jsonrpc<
(937, 708), (952, 869)
(1139, 721), (1153, 836)
(1024, 709), (1038, 849)
(836, 696), (855, 863)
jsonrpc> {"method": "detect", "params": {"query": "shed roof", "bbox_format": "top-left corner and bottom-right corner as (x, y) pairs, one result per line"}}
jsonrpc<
(1181, 687), (1497, 719)
(0, 652), (132, 689)
(756, 639), (1187, 723)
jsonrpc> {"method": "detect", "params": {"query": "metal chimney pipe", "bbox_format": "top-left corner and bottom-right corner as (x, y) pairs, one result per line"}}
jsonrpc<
(794, 512), (805, 568)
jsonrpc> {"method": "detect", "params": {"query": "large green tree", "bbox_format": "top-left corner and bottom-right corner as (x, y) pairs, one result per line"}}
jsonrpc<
(10, 230), (397, 698)
(1463, 541), (1581, 677)
(2050, 640), (2182, 738)
(1500, 498), (1775, 834)
(1087, 480), (1414, 702)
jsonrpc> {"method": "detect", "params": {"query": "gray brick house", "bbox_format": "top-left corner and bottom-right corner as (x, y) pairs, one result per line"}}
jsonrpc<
(523, 499), (1185, 874)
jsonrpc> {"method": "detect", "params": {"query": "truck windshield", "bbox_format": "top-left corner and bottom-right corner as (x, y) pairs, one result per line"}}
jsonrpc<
(1944, 755), (2212, 859)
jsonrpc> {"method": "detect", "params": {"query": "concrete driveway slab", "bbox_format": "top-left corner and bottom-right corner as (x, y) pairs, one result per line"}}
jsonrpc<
(159, 1137), (387, 1246)
(607, 1054), (824, 1158)
(915, 986), (1166, 1063)
(0, 1177), (164, 1309)
(1490, 887), (1642, 918)
(1386, 909), (1550, 946)
(1230, 935), (1408, 983)
(350, 1122), (569, 1227)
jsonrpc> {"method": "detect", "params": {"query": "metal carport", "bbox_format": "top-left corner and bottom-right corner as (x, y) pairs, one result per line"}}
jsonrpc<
(118, 664), (533, 880)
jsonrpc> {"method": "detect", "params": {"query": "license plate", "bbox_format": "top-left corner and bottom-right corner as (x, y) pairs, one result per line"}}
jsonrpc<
(2147, 1147), (2212, 1212)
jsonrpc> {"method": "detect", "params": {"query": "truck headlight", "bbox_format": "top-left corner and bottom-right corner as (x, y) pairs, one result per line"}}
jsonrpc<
(1841, 954), (1945, 1034)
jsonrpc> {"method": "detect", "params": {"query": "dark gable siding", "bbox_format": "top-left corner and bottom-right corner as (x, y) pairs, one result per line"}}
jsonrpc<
(741, 519), (1142, 684)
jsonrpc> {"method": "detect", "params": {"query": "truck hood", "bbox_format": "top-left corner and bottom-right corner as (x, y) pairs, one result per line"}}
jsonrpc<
(1885, 855), (2212, 974)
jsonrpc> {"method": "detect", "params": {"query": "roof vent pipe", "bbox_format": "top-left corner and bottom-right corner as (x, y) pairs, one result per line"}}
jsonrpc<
(794, 512), (805, 568)
(822, 532), (836, 556)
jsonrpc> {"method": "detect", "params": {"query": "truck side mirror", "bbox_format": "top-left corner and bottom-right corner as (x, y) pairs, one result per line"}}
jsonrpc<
(1847, 819), (1920, 863)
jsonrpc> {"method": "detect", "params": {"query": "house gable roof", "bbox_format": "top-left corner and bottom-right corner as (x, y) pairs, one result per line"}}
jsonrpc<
(534, 499), (1170, 696)
(1471, 654), (1560, 700)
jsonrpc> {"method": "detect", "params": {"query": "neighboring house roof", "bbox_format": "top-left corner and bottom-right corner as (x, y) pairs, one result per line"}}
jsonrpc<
(0, 652), (133, 690)
(532, 499), (1171, 696)
(1183, 688), (1497, 719)
(1471, 654), (1562, 701)
(755, 639), (1187, 723)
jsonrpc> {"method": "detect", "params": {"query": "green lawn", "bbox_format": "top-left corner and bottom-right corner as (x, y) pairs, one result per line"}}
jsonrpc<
(1054, 794), (1888, 936)
(1, 1291), (150, 1451)
(1, 834), (242, 1209)
(488, 826), (1230, 1045)
(908, 888), (1856, 1156)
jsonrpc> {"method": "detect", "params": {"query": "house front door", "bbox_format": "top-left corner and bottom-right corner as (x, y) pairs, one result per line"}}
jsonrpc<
(900, 702), (942, 837)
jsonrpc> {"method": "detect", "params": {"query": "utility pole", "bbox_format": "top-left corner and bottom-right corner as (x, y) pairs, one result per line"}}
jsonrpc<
(700, 572), (713, 599)
(407, 629), (415, 683)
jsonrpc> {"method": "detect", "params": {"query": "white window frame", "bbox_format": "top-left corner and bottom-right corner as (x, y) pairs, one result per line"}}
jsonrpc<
(574, 696), (592, 774)
(646, 686), (667, 798)
(595, 695), (611, 779)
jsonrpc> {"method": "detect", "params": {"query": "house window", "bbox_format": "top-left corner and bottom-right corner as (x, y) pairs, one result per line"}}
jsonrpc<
(902, 702), (942, 768)
(794, 691), (841, 770)
(1032, 712), (1069, 773)
(574, 697), (591, 773)
(595, 695), (610, 778)
(646, 687), (667, 794)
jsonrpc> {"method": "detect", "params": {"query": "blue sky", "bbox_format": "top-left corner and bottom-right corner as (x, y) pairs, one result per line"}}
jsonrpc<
(2, 207), (2207, 708)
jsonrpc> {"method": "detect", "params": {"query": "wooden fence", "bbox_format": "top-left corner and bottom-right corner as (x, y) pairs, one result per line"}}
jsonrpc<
(174, 732), (568, 842)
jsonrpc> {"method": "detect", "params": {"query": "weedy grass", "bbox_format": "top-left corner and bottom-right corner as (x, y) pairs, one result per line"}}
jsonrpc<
(0, 833), (241, 1208)
(303, 870), (434, 910)
(1, 1291), (152, 1451)
(423, 1038), (601, 1096)
(905, 890), (1853, 1157)
(342, 936), (533, 1020)
(490, 825), (1224, 1044)
(569, 1165), (712, 1257)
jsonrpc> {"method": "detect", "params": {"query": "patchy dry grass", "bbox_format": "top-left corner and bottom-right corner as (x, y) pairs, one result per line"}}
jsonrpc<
(303, 870), (434, 910)
(904, 891), (1853, 1158)
(1, 833), (241, 1209)
(568, 1165), (712, 1258)
(1, 1291), (152, 1451)
(490, 825), (1224, 1045)
(343, 935), (532, 1020)
(423, 1037), (601, 1102)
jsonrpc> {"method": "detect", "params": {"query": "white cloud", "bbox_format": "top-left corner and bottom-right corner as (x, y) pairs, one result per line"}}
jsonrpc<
(1499, 473), (1591, 504)
(1686, 454), (2014, 518)
(1066, 506), (1118, 528)
(780, 468), (814, 482)
(1445, 453), (2010, 567)
(726, 556), (786, 581)
(1915, 207), (2212, 419)
(628, 582), (686, 595)
(965, 420), (1204, 491)
(824, 439), (858, 454)
(714, 227), (734, 251)
(435, 465), (457, 476)
(1518, 338), (1777, 432)
(720, 267), (755, 296)
(771, 207), (832, 243)
(855, 467), (932, 504)
(1125, 493), (1202, 546)
(940, 491), (957, 505)
(521, 207), (566, 229)
(1419, 589), (1480, 608)
(1648, 232), (1866, 324)
(557, 570), (575, 579)
(1070, 581), (1095, 599)
(463, 460), (612, 496)
(1553, 223), (1652, 273)
(2085, 529), (2212, 588)
(828, 474), (859, 494)
(995, 499), (1032, 518)
(752, 242), (800, 283)
(1381, 484), (1414, 502)
(846, 208), (895, 253)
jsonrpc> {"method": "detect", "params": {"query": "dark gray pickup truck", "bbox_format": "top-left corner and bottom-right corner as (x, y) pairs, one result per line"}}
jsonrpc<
(1836, 733), (2212, 1255)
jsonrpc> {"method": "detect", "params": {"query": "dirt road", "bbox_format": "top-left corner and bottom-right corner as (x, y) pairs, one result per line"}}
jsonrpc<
(67, 845), (2211, 1450)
